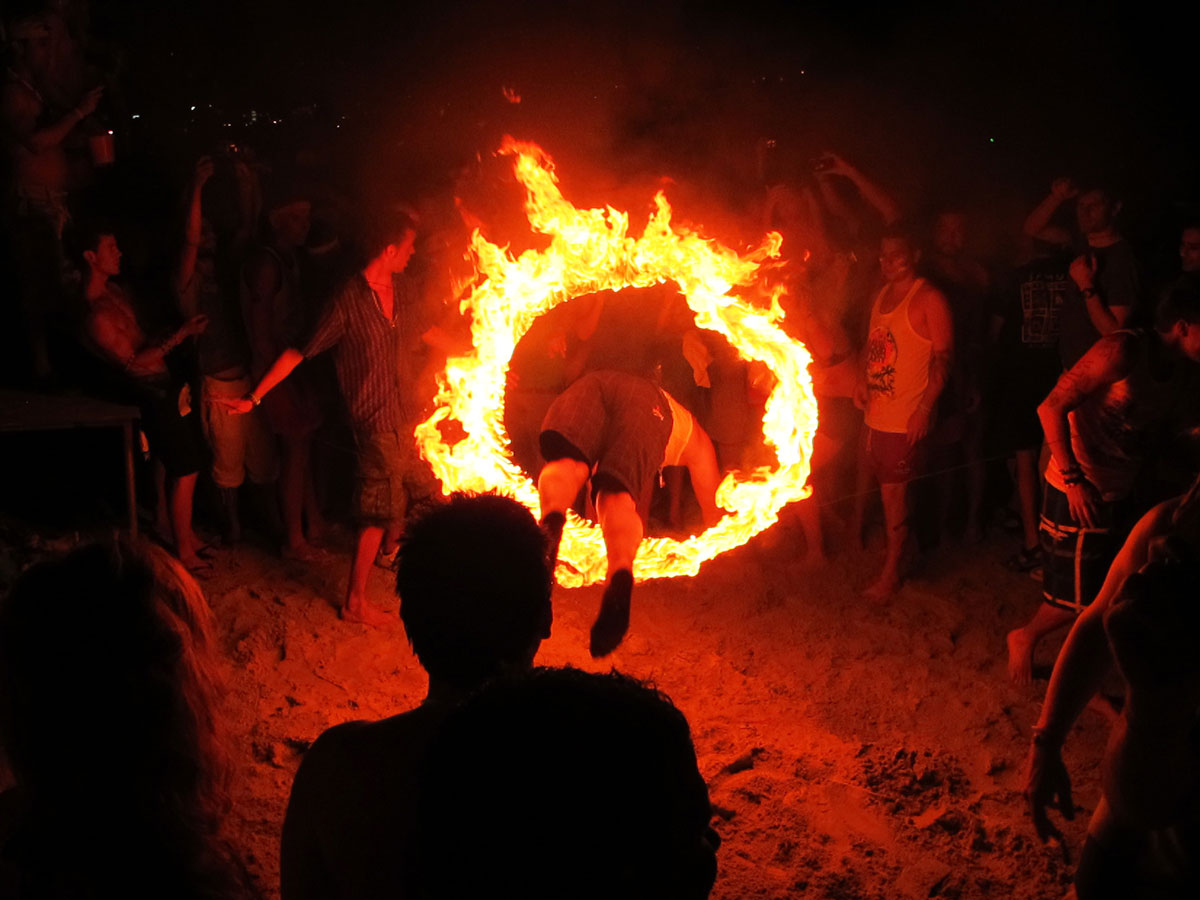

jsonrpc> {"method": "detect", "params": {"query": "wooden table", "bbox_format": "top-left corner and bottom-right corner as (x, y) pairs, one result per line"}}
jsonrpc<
(0, 389), (141, 537)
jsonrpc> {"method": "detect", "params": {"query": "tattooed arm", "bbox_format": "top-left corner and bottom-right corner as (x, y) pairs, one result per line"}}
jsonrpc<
(906, 285), (954, 446)
(1037, 334), (1135, 526)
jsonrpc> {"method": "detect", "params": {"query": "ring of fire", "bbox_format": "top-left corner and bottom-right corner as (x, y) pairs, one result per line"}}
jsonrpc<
(416, 138), (819, 588)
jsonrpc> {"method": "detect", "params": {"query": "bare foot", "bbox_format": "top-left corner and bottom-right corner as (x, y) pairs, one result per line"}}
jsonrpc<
(282, 540), (322, 561)
(590, 569), (633, 658)
(861, 573), (899, 601)
(1006, 628), (1034, 685)
(179, 554), (214, 579)
(306, 516), (330, 546)
(1086, 692), (1122, 724)
(340, 601), (394, 628)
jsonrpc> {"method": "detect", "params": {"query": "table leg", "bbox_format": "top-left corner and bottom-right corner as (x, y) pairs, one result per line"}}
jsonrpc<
(123, 421), (138, 539)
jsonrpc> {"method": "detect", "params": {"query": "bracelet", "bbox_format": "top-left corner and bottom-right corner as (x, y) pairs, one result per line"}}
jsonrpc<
(246, 392), (261, 408)
(1081, 287), (1098, 299)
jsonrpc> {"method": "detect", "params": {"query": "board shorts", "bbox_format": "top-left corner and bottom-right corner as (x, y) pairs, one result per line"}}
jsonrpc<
(354, 429), (411, 526)
(140, 376), (206, 478)
(200, 374), (278, 488)
(1039, 482), (1135, 613)
(865, 427), (927, 485)
(539, 370), (673, 516)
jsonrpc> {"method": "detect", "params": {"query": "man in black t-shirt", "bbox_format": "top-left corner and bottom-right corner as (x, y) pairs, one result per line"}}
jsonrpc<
(1022, 178), (1141, 369)
(990, 242), (1070, 567)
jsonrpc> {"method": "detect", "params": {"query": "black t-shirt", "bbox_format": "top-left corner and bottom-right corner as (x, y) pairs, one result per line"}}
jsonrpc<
(994, 256), (1069, 358)
(1059, 239), (1141, 370)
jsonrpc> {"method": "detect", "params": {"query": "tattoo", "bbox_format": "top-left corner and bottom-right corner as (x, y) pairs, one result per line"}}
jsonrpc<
(921, 349), (952, 407)
(1045, 333), (1132, 412)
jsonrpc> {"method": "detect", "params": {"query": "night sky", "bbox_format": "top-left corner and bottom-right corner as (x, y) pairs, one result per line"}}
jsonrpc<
(77, 0), (1199, 247)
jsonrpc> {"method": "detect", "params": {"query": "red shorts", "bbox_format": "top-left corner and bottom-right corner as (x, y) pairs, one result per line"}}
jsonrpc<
(866, 427), (927, 484)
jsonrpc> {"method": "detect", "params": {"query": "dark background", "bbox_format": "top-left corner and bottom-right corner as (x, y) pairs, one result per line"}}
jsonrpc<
(46, 1), (1190, 245)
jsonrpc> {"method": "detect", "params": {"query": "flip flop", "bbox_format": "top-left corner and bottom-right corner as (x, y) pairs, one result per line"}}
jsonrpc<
(183, 558), (215, 579)
(1004, 546), (1041, 572)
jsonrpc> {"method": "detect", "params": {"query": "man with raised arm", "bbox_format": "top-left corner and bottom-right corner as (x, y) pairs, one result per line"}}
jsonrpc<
(223, 208), (417, 626)
(1023, 177), (1141, 369)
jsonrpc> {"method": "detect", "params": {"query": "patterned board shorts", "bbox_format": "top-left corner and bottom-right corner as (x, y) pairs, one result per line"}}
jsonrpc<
(539, 370), (673, 515)
(1039, 483), (1134, 613)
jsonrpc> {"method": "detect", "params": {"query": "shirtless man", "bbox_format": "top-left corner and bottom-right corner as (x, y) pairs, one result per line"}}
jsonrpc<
(78, 226), (209, 570)
(1006, 277), (1200, 684)
(1023, 475), (1200, 896)
(281, 493), (552, 900)
(537, 369), (722, 657)
(2, 14), (101, 378)
(854, 227), (954, 599)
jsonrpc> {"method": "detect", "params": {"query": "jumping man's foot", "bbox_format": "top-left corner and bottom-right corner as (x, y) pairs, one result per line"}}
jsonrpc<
(590, 568), (634, 658)
(340, 600), (394, 628)
(1006, 627), (1035, 686)
(541, 511), (566, 569)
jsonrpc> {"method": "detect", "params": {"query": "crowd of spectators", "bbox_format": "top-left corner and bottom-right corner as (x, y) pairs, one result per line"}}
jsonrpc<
(3, 3), (1200, 898)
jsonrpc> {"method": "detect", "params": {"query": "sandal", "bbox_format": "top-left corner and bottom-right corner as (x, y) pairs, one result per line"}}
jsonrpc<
(1004, 546), (1041, 572)
(374, 545), (400, 570)
(183, 558), (215, 579)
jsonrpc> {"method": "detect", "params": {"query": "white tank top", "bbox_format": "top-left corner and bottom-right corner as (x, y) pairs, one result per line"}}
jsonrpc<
(864, 278), (932, 433)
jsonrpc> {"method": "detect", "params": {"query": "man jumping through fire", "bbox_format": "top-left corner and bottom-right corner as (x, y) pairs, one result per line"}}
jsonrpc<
(538, 369), (722, 657)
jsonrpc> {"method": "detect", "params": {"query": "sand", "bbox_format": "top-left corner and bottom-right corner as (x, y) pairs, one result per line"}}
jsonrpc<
(206, 514), (1106, 900)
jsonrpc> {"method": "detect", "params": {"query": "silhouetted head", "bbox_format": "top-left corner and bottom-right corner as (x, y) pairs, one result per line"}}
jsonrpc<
(1179, 224), (1200, 274)
(361, 204), (419, 274)
(396, 492), (552, 691)
(0, 540), (241, 897)
(1155, 273), (1200, 362)
(411, 667), (718, 900)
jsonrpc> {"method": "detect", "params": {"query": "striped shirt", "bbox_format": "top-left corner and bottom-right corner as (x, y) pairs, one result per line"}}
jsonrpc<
(302, 274), (401, 434)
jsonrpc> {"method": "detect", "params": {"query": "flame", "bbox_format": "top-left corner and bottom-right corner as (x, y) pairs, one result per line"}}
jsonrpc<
(416, 138), (818, 588)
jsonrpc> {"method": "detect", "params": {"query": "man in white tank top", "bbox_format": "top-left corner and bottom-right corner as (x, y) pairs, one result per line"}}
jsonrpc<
(853, 230), (954, 599)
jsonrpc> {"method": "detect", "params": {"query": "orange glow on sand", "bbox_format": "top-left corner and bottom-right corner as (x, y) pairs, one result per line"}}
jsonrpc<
(416, 138), (818, 587)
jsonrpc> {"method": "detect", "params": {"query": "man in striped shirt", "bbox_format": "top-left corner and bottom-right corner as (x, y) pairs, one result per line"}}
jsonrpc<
(223, 210), (418, 626)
